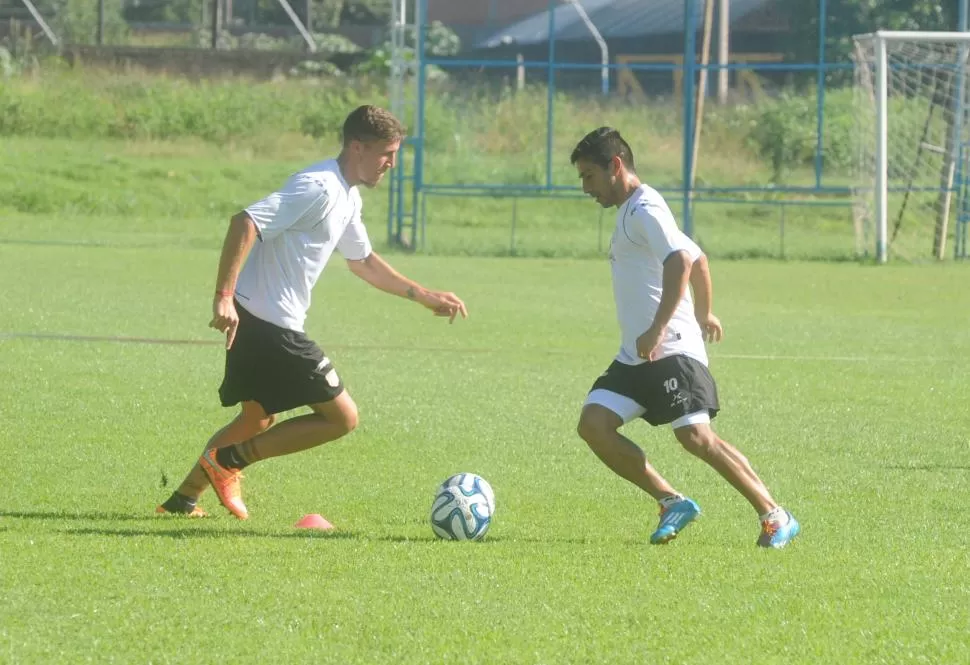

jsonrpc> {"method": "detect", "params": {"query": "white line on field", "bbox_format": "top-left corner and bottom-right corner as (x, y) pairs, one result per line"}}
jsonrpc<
(713, 353), (888, 362)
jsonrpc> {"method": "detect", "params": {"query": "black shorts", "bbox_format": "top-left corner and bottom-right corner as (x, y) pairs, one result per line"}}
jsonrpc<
(586, 354), (720, 426)
(218, 302), (344, 415)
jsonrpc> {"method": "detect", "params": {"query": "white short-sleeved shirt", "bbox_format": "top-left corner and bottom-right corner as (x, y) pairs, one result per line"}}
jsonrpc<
(233, 159), (372, 332)
(608, 184), (708, 366)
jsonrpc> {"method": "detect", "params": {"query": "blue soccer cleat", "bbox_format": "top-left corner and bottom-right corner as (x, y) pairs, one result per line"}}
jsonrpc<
(757, 511), (800, 549)
(650, 497), (701, 544)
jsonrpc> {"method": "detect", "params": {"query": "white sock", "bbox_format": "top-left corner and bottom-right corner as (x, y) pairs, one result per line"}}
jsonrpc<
(659, 494), (685, 509)
(759, 507), (789, 524)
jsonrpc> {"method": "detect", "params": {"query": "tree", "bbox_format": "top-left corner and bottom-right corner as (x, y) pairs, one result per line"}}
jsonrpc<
(48, 0), (128, 44)
(785, 0), (957, 65)
(247, 0), (390, 29)
(341, 0), (390, 25)
(123, 0), (199, 24)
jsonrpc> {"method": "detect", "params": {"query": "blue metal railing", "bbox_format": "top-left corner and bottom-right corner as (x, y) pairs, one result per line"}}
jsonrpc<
(387, 0), (970, 260)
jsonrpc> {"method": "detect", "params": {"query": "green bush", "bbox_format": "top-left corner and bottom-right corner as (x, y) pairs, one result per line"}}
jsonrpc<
(745, 92), (818, 183)
(739, 88), (858, 183)
(50, 0), (128, 45)
(0, 67), (871, 187)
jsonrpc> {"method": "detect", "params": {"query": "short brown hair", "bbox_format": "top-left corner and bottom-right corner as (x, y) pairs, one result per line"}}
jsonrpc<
(342, 105), (406, 146)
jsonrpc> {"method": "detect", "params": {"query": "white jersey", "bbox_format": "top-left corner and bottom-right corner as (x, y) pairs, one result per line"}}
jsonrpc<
(608, 184), (708, 366)
(234, 159), (372, 332)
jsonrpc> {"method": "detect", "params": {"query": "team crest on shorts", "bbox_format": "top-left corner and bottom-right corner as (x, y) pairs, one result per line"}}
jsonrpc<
(314, 358), (340, 387)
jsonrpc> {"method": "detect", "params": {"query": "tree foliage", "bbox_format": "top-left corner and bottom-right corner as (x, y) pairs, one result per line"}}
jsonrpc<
(48, 0), (129, 44)
(123, 0), (198, 24)
(785, 0), (958, 63)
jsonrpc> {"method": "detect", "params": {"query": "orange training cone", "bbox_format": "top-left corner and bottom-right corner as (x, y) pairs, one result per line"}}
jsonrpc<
(294, 513), (334, 530)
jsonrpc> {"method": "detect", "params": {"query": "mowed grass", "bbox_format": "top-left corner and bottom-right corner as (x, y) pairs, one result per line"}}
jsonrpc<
(1, 207), (969, 663)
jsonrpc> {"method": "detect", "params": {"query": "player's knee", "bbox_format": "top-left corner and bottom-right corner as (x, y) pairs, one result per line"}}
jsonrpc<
(577, 412), (614, 447)
(327, 403), (359, 437)
(241, 404), (275, 435)
(340, 408), (359, 435)
(675, 426), (719, 457)
(309, 395), (359, 438)
(238, 416), (274, 440)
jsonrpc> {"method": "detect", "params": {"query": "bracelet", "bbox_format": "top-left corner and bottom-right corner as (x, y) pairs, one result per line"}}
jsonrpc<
(215, 289), (234, 298)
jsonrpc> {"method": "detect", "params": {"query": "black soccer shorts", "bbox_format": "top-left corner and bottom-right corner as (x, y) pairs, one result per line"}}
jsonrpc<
(585, 354), (720, 426)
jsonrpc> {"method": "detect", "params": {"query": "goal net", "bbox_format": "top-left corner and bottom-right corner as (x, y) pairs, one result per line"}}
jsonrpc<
(852, 32), (970, 261)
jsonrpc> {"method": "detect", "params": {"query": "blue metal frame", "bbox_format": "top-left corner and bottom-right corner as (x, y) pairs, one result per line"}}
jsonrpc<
(957, 0), (970, 259)
(392, 0), (970, 258)
(681, 0), (697, 238)
(414, 0), (427, 249)
(814, 0), (828, 189)
(545, 1), (556, 189)
(387, 0), (427, 249)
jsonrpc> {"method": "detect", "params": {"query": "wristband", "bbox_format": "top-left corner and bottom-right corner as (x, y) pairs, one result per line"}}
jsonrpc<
(216, 289), (234, 298)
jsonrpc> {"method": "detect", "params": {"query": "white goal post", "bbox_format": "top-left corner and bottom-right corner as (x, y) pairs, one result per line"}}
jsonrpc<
(852, 31), (970, 262)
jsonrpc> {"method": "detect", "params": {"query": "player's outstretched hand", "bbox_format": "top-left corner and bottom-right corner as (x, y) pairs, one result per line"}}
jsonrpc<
(418, 290), (468, 324)
(210, 295), (240, 349)
(697, 312), (723, 343)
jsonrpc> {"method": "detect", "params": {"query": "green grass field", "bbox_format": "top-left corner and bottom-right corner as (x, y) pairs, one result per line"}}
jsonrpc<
(2, 134), (970, 664)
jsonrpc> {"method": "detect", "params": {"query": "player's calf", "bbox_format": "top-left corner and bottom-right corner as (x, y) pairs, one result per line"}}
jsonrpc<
(673, 424), (722, 460)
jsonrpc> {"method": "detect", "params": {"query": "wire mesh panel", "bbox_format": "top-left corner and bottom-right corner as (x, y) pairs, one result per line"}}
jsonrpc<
(853, 33), (970, 260)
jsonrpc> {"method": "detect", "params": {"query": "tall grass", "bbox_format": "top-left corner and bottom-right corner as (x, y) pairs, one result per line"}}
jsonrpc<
(0, 67), (861, 186)
(0, 68), (371, 142)
(0, 68), (890, 261)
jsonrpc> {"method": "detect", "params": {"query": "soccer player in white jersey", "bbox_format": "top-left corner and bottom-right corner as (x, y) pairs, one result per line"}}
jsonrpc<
(156, 105), (467, 520)
(570, 127), (799, 548)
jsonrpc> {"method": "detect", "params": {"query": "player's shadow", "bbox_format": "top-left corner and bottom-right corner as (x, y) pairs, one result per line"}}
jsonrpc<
(6, 511), (641, 546)
(883, 464), (970, 472)
(57, 527), (610, 546)
(0, 509), (162, 522)
(0, 238), (176, 250)
(61, 527), (361, 540)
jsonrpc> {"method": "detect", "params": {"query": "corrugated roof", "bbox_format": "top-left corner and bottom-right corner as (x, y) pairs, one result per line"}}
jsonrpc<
(476, 0), (776, 48)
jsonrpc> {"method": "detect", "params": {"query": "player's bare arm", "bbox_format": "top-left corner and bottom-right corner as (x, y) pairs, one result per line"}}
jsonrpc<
(636, 250), (692, 360)
(209, 211), (258, 349)
(689, 253), (723, 343)
(346, 252), (468, 323)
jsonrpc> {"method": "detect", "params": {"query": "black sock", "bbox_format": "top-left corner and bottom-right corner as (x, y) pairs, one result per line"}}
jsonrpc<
(216, 445), (249, 471)
(161, 492), (197, 514)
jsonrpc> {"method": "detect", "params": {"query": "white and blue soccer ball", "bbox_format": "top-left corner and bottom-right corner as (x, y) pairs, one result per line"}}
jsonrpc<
(430, 473), (495, 541)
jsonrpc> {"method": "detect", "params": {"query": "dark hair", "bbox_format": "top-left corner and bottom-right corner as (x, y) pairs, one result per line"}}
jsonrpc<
(570, 127), (635, 171)
(342, 105), (406, 146)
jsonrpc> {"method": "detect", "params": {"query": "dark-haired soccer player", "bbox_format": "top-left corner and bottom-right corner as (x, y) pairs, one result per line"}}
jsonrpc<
(570, 127), (799, 548)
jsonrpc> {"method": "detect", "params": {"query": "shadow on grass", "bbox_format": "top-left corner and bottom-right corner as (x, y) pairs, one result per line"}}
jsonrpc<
(5, 511), (645, 546)
(0, 238), (187, 251)
(57, 526), (618, 546)
(883, 464), (970, 472)
(62, 527), (362, 540)
(0, 510), (165, 522)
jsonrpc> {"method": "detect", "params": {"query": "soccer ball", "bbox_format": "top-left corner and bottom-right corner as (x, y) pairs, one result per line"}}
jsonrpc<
(430, 473), (495, 541)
